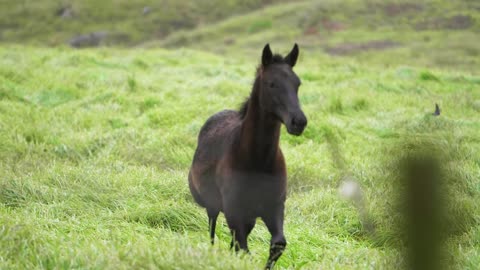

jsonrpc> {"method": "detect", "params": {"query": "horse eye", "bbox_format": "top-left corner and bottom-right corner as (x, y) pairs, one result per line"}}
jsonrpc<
(269, 82), (275, 88)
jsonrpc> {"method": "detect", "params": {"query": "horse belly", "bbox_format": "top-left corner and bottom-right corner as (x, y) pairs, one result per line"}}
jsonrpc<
(190, 164), (223, 211)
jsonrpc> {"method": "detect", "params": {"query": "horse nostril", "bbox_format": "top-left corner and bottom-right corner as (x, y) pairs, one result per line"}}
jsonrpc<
(290, 118), (296, 127)
(291, 118), (299, 128)
(298, 117), (307, 127)
(291, 116), (307, 128)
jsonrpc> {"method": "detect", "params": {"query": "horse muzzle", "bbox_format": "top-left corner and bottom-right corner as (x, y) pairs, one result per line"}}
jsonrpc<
(286, 112), (307, 136)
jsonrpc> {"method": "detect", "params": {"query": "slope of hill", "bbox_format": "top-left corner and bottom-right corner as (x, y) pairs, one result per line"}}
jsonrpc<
(0, 0), (290, 46)
(147, 0), (480, 72)
(2, 0), (478, 72)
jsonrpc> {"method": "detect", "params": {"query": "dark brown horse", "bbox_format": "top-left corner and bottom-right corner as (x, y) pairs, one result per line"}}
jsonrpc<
(188, 44), (307, 269)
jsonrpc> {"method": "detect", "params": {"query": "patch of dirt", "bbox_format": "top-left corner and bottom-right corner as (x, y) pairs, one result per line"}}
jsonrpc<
(324, 40), (401, 55)
(224, 37), (235, 45)
(303, 26), (318, 36)
(69, 32), (108, 48)
(415, 14), (474, 30)
(322, 19), (345, 32)
(383, 3), (423, 16)
(444, 15), (474, 29)
(303, 19), (345, 36)
(362, 2), (423, 17)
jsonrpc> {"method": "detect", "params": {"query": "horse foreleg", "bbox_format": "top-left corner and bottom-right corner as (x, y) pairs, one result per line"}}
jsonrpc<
(226, 217), (250, 252)
(263, 207), (286, 270)
(230, 221), (255, 251)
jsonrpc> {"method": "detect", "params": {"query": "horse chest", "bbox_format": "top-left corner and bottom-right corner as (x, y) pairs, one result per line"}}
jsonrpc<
(219, 170), (286, 215)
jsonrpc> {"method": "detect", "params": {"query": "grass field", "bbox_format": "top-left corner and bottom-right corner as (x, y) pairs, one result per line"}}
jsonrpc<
(0, 45), (479, 269)
(1, 0), (479, 269)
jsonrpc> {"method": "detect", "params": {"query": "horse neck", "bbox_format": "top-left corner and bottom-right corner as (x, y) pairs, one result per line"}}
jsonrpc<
(238, 79), (281, 170)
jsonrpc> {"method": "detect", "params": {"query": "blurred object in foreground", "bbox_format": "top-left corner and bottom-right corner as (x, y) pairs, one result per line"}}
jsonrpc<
(401, 152), (443, 270)
(327, 124), (374, 234)
(391, 113), (479, 269)
(339, 177), (362, 203)
(339, 176), (374, 234)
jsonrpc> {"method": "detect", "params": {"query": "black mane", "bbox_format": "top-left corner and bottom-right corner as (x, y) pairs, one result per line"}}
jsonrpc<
(239, 97), (250, 118)
(239, 54), (286, 118)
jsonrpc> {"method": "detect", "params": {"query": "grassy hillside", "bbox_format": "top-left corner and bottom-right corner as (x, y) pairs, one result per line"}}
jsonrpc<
(0, 46), (479, 269)
(2, 0), (478, 73)
(150, 0), (480, 72)
(0, 0), (289, 46)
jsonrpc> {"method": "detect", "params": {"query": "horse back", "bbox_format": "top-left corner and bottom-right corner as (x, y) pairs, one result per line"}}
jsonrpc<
(193, 110), (240, 164)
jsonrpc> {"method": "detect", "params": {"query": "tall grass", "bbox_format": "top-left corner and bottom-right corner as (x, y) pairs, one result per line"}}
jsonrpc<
(0, 45), (478, 269)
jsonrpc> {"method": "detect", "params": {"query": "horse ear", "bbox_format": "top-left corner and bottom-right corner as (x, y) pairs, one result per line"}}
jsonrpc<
(262, 43), (273, 67)
(285, 43), (299, 67)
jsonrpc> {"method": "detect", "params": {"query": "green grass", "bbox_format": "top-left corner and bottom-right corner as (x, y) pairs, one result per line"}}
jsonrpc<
(0, 45), (479, 269)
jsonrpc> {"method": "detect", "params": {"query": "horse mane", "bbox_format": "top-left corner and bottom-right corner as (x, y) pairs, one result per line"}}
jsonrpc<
(239, 97), (250, 118)
(238, 54), (286, 118)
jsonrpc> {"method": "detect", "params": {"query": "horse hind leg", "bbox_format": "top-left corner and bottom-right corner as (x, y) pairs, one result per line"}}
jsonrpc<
(189, 171), (220, 245)
(207, 208), (219, 245)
